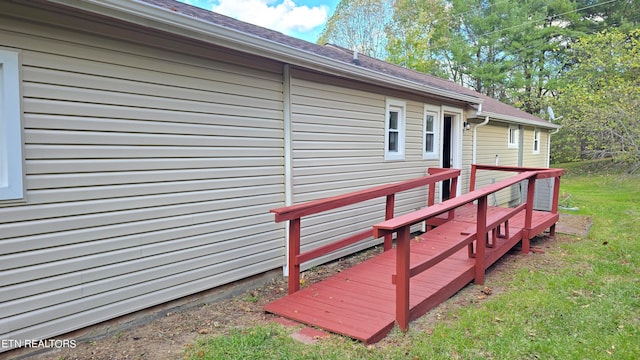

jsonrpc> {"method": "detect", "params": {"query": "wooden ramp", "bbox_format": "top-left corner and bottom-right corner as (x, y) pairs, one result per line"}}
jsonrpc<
(265, 205), (559, 343)
(265, 166), (563, 344)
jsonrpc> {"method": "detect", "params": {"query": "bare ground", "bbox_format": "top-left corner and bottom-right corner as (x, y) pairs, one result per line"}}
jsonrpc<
(14, 215), (591, 360)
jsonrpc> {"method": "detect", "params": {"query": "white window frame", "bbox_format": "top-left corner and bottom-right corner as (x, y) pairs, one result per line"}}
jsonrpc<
(508, 125), (519, 149)
(532, 128), (540, 154)
(422, 105), (440, 160)
(384, 99), (406, 161)
(0, 49), (24, 201)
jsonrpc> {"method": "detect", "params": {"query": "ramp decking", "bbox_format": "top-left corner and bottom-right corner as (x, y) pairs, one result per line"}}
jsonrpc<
(265, 166), (563, 344)
(265, 205), (558, 343)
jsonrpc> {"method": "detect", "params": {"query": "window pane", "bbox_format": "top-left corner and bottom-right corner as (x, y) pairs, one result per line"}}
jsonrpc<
(389, 111), (398, 130)
(425, 115), (434, 132)
(388, 131), (398, 151)
(425, 134), (433, 152)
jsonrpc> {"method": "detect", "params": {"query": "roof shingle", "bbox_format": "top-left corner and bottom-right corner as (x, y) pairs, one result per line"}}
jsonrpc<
(138, 0), (554, 127)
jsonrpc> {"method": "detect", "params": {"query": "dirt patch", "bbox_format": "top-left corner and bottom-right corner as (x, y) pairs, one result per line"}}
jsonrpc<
(556, 213), (593, 238)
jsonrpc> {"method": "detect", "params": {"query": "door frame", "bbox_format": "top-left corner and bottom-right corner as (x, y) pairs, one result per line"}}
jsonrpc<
(440, 106), (463, 201)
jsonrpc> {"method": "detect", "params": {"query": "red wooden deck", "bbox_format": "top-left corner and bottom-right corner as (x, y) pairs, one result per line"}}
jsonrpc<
(265, 166), (563, 344)
(265, 204), (559, 344)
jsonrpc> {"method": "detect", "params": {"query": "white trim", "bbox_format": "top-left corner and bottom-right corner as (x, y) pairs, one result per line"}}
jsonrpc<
(422, 104), (440, 160)
(532, 127), (541, 154)
(0, 48), (24, 201)
(508, 125), (519, 149)
(384, 99), (406, 161)
(441, 106), (463, 199)
(480, 111), (560, 130)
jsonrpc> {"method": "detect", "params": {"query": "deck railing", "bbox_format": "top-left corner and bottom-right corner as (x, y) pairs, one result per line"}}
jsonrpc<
(270, 168), (460, 294)
(373, 165), (564, 332)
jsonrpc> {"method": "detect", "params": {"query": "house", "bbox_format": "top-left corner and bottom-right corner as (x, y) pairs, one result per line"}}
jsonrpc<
(0, 0), (560, 351)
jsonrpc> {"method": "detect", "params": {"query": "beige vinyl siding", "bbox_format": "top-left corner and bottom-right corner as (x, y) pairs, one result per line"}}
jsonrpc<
(290, 75), (438, 267)
(521, 128), (554, 210)
(474, 123), (521, 206)
(0, 9), (285, 348)
(522, 127), (549, 168)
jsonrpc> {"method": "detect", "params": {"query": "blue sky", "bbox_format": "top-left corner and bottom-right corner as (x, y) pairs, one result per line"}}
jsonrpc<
(177, 0), (341, 43)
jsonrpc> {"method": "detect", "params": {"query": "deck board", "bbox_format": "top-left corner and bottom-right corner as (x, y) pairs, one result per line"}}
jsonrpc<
(264, 205), (557, 344)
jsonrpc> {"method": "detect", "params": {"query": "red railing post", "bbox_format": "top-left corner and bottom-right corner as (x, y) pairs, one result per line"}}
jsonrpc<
(448, 176), (459, 220)
(288, 218), (301, 294)
(428, 182), (436, 207)
(395, 225), (411, 332)
(522, 175), (536, 254)
(475, 196), (487, 285)
(384, 194), (395, 251)
(549, 176), (562, 237)
(426, 181), (436, 232)
(469, 164), (477, 192)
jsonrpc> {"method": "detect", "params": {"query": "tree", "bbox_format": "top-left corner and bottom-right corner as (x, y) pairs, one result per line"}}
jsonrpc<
(386, 0), (452, 79)
(317, 0), (394, 59)
(555, 29), (640, 172)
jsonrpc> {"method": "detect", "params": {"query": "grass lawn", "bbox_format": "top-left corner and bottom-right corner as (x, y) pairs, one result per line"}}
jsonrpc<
(185, 160), (639, 359)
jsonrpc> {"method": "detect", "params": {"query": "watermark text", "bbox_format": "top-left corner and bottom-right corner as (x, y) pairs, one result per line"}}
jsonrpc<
(1, 339), (77, 349)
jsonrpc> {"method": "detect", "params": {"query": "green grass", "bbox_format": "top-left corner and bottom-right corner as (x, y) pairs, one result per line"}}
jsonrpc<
(185, 160), (640, 359)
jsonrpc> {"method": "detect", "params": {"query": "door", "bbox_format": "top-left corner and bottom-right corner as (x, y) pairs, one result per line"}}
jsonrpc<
(442, 115), (452, 200)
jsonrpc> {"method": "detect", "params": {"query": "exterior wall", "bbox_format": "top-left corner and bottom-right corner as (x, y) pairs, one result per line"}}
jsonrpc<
(473, 122), (521, 206)
(522, 127), (555, 210)
(522, 126), (549, 168)
(289, 71), (447, 266)
(0, 5), (285, 348)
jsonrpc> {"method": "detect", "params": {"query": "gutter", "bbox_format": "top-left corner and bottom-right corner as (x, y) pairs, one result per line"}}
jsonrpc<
(482, 111), (561, 130)
(46, 0), (483, 106)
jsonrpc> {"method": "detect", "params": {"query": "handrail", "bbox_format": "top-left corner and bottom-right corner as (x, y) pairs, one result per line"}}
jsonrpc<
(271, 168), (460, 294)
(469, 164), (564, 191)
(372, 168), (560, 332)
(271, 168), (460, 222)
(373, 171), (537, 235)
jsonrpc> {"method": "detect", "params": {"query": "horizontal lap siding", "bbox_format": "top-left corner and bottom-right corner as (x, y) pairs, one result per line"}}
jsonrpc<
(475, 124), (520, 206)
(0, 13), (285, 346)
(522, 127), (548, 168)
(291, 77), (437, 267)
(522, 128), (554, 210)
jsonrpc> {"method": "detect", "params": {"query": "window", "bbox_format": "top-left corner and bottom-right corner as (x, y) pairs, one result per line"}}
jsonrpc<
(0, 49), (24, 201)
(423, 105), (439, 159)
(533, 128), (540, 154)
(508, 125), (519, 149)
(385, 99), (405, 160)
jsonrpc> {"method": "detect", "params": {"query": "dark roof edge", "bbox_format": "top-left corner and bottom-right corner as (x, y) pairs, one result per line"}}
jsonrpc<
(47, 0), (482, 105)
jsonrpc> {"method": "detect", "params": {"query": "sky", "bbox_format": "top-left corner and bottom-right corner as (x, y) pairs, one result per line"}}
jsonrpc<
(177, 0), (341, 43)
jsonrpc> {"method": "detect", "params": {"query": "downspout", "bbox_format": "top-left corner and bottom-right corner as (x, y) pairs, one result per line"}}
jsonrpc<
(472, 115), (490, 164)
(282, 64), (293, 275)
(546, 128), (560, 168)
(518, 125), (524, 167)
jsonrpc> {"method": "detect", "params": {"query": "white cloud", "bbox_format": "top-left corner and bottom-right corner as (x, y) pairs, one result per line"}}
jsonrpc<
(212, 0), (329, 35)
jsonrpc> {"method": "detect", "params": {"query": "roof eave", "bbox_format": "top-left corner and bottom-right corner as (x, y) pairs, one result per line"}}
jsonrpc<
(46, 0), (482, 105)
(480, 111), (561, 130)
